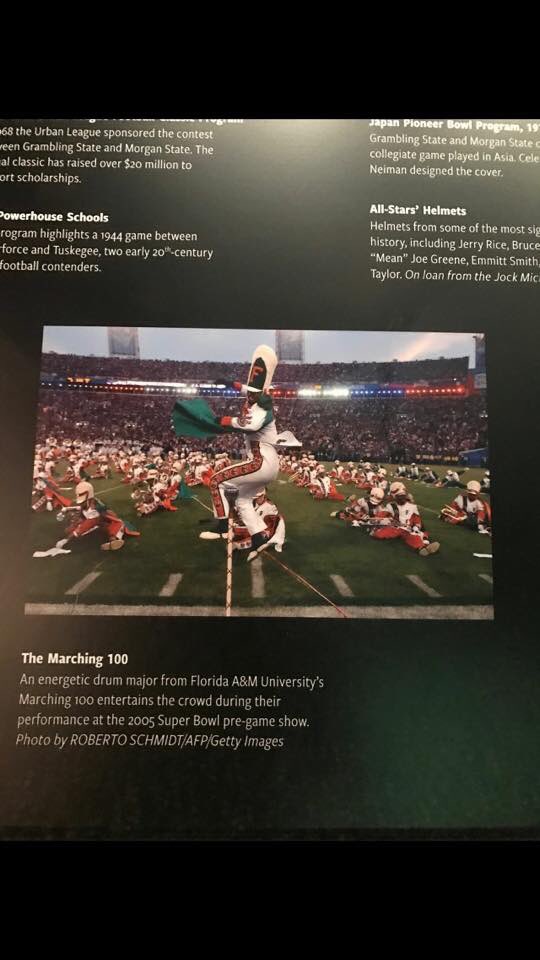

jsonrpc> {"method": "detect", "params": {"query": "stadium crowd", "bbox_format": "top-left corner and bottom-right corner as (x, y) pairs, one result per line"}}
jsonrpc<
(41, 353), (470, 386)
(36, 389), (488, 461)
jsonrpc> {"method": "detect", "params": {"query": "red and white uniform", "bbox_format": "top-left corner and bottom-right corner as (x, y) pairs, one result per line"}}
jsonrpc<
(136, 480), (178, 516)
(32, 475), (72, 512)
(66, 503), (125, 541)
(194, 462), (210, 483)
(232, 498), (285, 551)
(448, 493), (491, 527)
(330, 464), (344, 480)
(337, 497), (392, 525)
(310, 473), (330, 498)
(371, 497), (432, 551)
(311, 474), (345, 501)
(210, 391), (280, 537)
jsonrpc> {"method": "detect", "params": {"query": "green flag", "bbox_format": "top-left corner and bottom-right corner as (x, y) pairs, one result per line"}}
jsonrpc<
(171, 398), (230, 439)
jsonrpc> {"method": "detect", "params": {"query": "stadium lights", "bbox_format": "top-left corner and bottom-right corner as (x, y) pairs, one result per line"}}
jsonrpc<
(114, 379), (190, 388)
(323, 388), (350, 397)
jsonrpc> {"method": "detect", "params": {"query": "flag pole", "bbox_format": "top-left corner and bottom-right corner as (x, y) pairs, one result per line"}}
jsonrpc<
(224, 490), (238, 617)
(225, 514), (234, 617)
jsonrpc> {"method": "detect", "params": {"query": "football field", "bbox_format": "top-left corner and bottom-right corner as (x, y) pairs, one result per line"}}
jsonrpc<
(25, 464), (493, 618)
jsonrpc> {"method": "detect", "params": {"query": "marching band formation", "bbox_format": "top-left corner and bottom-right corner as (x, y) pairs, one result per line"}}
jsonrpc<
(279, 453), (492, 558)
(31, 437), (492, 564)
(31, 439), (287, 560)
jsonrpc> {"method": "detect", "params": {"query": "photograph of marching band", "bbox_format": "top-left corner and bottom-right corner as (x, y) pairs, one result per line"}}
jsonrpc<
(26, 327), (493, 619)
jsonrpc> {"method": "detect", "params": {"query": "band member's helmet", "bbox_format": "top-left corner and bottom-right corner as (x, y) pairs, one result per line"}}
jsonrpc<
(76, 481), (94, 504)
(389, 481), (406, 496)
(369, 487), (385, 505)
(467, 480), (481, 495)
(246, 344), (278, 393)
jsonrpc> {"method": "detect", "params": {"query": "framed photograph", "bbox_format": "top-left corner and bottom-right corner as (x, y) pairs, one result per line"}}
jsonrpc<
(28, 326), (492, 621)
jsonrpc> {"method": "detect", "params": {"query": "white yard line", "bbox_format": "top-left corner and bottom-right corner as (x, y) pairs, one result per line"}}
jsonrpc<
(192, 495), (213, 513)
(65, 572), (102, 596)
(159, 574), (184, 597)
(97, 483), (126, 496)
(478, 573), (493, 585)
(58, 482), (125, 496)
(26, 603), (494, 620)
(250, 558), (266, 598)
(330, 574), (354, 598)
(406, 574), (442, 598)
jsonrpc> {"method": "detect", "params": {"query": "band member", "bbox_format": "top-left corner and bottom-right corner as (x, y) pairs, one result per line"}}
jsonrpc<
(203, 345), (282, 558)
(375, 467), (389, 493)
(440, 480), (491, 535)
(331, 487), (391, 524)
(330, 461), (344, 480)
(310, 466), (345, 501)
(340, 462), (355, 483)
(214, 453), (231, 473)
(32, 472), (72, 513)
(420, 467), (439, 484)
(438, 469), (465, 488)
(370, 487), (440, 556)
(203, 489), (286, 557)
(296, 459), (315, 487)
(55, 482), (140, 552)
(89, 457), (111, 480)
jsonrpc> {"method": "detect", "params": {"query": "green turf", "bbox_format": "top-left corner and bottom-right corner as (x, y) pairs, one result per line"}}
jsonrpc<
(26, 464), (493, 611)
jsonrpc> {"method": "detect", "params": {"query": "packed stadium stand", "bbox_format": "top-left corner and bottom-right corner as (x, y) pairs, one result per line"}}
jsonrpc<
(40, 353), (470, 386)
(36, 390), (487, 462)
